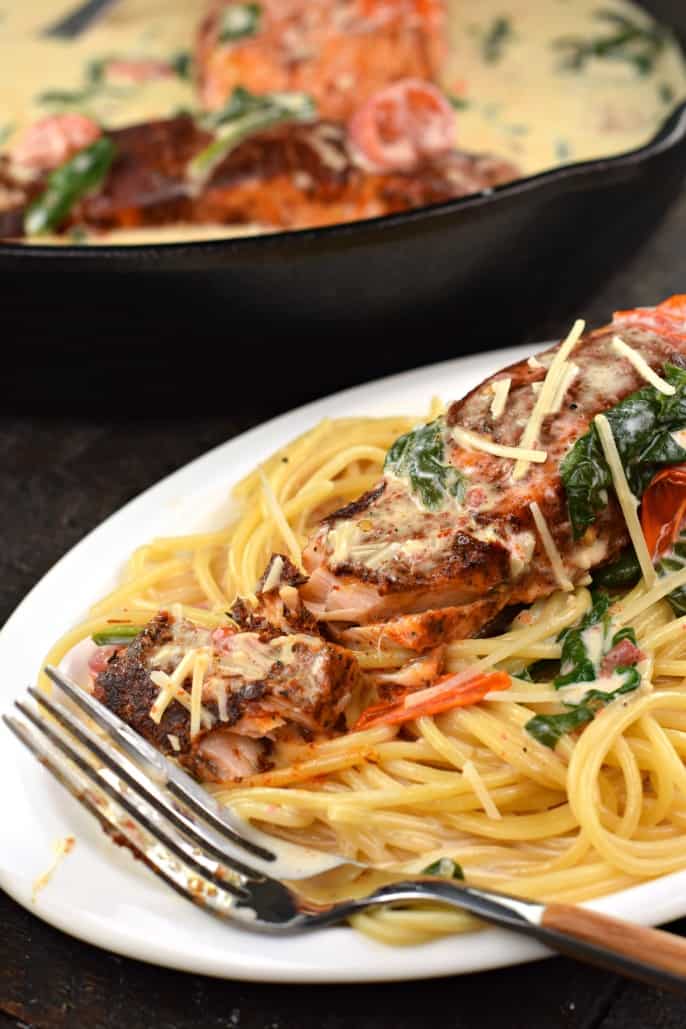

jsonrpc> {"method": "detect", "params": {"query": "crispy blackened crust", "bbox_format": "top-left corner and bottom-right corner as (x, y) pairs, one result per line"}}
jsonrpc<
(231, 555), (320, 637)
(256, 554), (308, 591)
(325, 483), (386, 524)
(230, 595), (321, 637)
(92, 612), (192, 756)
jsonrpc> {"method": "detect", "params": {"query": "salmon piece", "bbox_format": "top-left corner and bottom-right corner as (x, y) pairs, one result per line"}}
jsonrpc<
(228, 554), (321, 637)
(0, 114), (518, 238)
(301, 297), (686, 645)
(92, 609), (361, 783)
(196, 0), (446, 120)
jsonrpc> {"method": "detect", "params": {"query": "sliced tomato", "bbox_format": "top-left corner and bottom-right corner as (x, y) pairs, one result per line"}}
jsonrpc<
(12, 114), (101, 171)
(641, 464), (686, 559)
(348, 78), (456, 173)
(353, 669), (511, 731)
(615, 295), (686, 340)
(600, 639), (644, 676)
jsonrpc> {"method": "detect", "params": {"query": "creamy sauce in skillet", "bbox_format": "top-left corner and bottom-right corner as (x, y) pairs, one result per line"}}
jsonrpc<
(445, 0), (686, 176)
(1, 0), (685, 244)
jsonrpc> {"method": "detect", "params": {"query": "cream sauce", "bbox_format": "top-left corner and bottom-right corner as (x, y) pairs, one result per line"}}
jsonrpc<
(1, 0), (685, 244)
(445, 0), (686, 175)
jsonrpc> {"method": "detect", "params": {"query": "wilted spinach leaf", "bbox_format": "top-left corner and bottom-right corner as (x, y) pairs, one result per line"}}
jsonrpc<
(561, 363), (686, 539)
(422, 858), (464, 880)
(385, 420), (467, 511)
(525, 594), (642, 749)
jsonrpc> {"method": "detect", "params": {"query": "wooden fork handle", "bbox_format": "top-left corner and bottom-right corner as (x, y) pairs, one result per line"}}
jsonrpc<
(543, 903), (686, 979)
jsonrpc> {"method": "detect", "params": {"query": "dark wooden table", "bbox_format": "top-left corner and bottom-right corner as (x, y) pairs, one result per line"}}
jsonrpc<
(4, 187), (686, 1028)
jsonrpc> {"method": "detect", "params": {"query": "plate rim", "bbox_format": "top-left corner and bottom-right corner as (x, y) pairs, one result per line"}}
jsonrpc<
(4, 343), (686, 983)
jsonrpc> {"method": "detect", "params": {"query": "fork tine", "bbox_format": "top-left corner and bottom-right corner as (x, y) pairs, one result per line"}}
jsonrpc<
(14, 698), (248, 900)
(3, 713), (240, 919)
(28, 686), (267, 882)
(44, 665), (275, 863)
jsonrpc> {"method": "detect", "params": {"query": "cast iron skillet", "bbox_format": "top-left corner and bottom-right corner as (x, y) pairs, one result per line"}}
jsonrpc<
(2, 0), (686, 354)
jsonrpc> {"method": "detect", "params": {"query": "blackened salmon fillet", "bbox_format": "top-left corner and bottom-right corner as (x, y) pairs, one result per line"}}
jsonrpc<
(301, 296), (686, 649)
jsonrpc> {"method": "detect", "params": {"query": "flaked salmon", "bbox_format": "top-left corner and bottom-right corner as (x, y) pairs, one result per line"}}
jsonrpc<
(92, 598), (360, 782)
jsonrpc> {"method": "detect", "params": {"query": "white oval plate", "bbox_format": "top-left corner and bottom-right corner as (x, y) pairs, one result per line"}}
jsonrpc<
(3, 347), (686, 984)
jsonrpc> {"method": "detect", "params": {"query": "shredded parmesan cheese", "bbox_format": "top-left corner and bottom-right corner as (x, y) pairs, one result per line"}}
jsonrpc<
(490, 377), (511, 419)
(259, 471), (303, 570)
(215, 680), (228, 721)
(594, 414), (656, 587)
(190, 649), (210, 739)
(150, 648), (200, 722)
(327, 520), (360, 565)
(529, 501), (574, 592)
(261, 555), (284, 593)
(452, 426), (546, 464)
(550, 362), (579, 413)
(513, 319), (585, 480)
(149, 647), (214, 732)
(616, 563), (686, 626)
(167, 733), (181, 752)
(463, 760), (501, 820)
(611, 335), (676, 396)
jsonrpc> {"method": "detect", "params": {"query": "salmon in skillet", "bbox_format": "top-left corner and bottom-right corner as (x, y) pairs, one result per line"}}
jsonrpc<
(0, 106), (518, 239)
(301, 296), (686, 650)
(196, 0), (447, 119)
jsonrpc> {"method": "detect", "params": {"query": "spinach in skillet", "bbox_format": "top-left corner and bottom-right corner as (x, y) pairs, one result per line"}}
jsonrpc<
(37, 59), (108, 107)
(524, 593), (643, 749)
(481, 16), (513, 63)
(191, 87), (316, 182)
(385, 420), (468, 512)
(24, 137), (116, 235)
(561, 363), (686, 539)
(554, 9), (668, 77)
(219, 2), (262, 42)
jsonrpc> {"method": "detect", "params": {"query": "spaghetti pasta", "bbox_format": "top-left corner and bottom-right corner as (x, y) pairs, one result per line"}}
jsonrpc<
(44, 411), (686, 948)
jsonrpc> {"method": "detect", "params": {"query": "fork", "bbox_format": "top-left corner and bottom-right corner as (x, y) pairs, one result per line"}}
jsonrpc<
(6, 666), (686, 992)
(42, 0), (119, 38)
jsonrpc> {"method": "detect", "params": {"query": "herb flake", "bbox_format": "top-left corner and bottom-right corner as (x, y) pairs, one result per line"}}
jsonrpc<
(482, 16), (513, 63)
